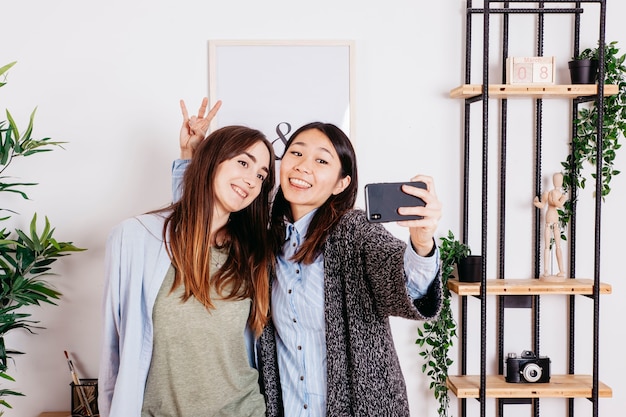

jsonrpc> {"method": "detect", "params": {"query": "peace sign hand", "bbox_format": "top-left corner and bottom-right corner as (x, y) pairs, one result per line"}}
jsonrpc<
(179, 98), (222, 159)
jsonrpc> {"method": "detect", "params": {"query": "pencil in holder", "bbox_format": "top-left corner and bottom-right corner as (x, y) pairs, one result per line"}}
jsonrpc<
(70, 378), (99, 417)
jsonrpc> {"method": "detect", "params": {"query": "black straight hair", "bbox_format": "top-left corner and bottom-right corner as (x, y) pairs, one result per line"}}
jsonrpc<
(270, 122), (358, 263)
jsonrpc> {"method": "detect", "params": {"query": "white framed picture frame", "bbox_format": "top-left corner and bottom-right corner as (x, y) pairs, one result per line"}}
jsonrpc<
(208, 40), (355, 158)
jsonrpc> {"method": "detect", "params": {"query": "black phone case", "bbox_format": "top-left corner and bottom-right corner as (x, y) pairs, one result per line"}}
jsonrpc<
(364, 181), (426, 223)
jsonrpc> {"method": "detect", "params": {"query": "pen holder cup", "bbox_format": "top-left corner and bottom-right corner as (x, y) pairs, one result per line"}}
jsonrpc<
(70, 378), (99, 417)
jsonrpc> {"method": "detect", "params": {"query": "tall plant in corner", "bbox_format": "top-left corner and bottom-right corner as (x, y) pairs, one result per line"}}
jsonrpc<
(0, 61), (84, 413)
(560, 41), (625, 230)
(416, 230), (462, 417)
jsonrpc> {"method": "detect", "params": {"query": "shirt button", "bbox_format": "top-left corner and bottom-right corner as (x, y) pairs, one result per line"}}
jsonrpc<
(296, 269), (300, 274)
(300, 376), (304, 381)
(293, 318), (297, 323)
(297, 345), (302, 350)
(293, 242), (296, 247)
(288, 289), (292, 294)
(303, 404), (308, 409)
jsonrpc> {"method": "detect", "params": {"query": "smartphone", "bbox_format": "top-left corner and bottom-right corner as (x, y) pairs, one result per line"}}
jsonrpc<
(364, 181), (427, 223)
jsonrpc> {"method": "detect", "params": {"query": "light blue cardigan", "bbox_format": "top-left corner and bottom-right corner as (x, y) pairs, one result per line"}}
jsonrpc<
(98, 213), (172, 417)
(98, 212), (257, 416)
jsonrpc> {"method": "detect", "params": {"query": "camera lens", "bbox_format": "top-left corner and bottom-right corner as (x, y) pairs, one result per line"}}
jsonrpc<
(522, 363), (542, 383)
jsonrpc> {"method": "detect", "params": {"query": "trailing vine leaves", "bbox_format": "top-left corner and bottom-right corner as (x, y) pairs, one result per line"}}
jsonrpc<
(416, 230), (465, 417)
(560, 41), (625, 230)
(0, 61), (85, 413)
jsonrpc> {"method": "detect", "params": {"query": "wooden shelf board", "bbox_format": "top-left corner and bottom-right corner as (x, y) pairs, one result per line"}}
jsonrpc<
(448, 278), (612, 296)
(447, 375), (612, 398)
(38, 413), (70, 417)
(450, 84), (618, 99)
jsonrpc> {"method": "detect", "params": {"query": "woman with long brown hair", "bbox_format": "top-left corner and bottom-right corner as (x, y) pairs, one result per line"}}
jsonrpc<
(99, 100), (275, 417)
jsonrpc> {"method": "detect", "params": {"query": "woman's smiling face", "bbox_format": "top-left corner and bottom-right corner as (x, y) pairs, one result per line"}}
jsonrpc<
(279, 128), (350, 221)
(213, 140), (271, 218)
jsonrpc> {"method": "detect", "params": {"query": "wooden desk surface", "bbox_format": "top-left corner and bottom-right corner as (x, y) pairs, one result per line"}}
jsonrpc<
(38, 413), (70, 417)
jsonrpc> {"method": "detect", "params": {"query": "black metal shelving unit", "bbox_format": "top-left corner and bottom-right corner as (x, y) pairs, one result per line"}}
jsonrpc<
(448, 1), (613, 417)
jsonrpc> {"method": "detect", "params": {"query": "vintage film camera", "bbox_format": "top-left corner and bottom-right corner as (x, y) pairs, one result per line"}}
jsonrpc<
(505, 350), (551, 383)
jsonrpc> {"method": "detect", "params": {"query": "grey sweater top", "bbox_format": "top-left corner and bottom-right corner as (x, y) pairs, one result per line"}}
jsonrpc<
(258, 209), (443, 417)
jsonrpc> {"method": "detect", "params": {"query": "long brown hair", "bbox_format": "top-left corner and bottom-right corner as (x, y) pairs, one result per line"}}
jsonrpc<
(163, 125), (275, 336)
(270, 122), (358, 264)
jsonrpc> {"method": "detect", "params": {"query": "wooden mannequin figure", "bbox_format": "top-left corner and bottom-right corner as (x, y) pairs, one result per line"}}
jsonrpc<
(533, 172), (568, 279)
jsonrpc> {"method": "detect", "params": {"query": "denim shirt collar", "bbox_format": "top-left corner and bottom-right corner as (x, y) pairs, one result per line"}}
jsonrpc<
(285, 208), (317, 241)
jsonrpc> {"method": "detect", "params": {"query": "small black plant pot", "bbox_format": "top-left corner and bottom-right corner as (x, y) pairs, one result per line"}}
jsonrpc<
(568, 59), (598, 84)
(458, 255), (483, 282)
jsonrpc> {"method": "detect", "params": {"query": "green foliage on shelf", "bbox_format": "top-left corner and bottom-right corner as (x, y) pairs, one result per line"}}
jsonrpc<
(560, 41), (625, 230)
(416, 230), (464, 417)
(571, 47), (597, 61)
(0, 61), (85, 413)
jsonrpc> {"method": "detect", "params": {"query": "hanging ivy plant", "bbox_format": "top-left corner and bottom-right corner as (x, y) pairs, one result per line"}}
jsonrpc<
(416, 230), (463, 417)
(560, 40), (625, 230)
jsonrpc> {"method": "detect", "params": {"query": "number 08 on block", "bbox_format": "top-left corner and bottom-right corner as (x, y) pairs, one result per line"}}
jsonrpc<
(506, 56), (556, 84)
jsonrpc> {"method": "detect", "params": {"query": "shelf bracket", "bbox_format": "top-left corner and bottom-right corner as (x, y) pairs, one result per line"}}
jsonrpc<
(499, 398), (532, 405)
(503, 295), (532, 308)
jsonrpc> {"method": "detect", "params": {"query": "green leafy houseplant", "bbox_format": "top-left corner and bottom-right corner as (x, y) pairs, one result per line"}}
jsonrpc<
(574, 47), (598, 62)
(0, 61), (85, 413)
(416, 230), (465, 417)
(560, 41), (625, 230)
(567, 47), (599, 85)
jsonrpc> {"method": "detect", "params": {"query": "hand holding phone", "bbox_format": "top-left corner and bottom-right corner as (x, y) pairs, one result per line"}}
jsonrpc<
(365, 181), (427, 223)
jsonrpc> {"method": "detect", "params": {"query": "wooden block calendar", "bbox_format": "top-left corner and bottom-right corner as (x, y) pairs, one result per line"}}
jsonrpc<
(506, 56), (555, 84)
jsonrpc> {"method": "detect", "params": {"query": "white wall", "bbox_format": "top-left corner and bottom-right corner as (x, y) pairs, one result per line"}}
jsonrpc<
(1, 1), (624, 416)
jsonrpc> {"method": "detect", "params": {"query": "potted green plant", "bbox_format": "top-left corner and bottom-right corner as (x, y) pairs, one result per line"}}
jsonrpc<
(416, 230), (461, 417)
(568, 48), (598, 84)
(437, 231), (481, 283)
(0, 61), (85, 413)
(560, 41), (625, 230)
(458, 253), (482, 283)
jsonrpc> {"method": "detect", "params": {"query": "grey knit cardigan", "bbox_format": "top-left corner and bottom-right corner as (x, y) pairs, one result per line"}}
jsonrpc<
(258, 209), (443, 417)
